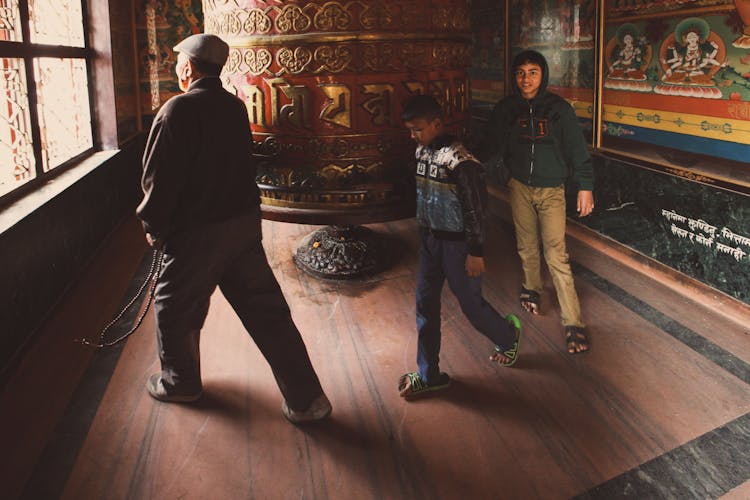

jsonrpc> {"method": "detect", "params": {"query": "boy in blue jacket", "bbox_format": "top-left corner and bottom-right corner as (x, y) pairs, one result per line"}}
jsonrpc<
(398, 94), (522, 399)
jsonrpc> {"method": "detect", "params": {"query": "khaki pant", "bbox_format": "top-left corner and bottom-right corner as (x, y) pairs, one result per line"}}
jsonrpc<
(508, 178), (584, 327)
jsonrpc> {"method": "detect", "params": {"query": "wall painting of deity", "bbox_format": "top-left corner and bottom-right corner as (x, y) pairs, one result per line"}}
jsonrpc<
(136, 0), (203, 124)
(601, 0), (750, 184)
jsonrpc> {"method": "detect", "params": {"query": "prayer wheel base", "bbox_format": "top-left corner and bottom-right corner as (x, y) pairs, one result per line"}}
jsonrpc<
(293, 226), (382, 280)
(260, 200), (415, 226)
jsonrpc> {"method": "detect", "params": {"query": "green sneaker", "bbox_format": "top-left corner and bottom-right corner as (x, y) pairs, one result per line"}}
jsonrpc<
(398, 372), (451, 399)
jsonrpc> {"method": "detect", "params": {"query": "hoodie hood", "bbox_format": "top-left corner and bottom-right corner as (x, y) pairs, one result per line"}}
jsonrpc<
(511, 49), (549, 99)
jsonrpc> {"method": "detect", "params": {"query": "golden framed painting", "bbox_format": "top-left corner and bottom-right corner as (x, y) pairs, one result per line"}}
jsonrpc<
(600, 0), (750, 175)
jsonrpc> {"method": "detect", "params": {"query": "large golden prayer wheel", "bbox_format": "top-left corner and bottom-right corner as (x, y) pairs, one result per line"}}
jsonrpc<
(204, 0), (471, 225)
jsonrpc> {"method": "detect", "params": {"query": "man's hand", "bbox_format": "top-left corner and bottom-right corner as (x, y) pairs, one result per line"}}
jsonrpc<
(145, 233), (163, 249)
(577, 190), (594, 217)
(466, 255), (485, 277)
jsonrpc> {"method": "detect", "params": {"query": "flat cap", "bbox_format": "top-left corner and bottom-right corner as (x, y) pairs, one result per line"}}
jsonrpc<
(173, 34), (229, 67)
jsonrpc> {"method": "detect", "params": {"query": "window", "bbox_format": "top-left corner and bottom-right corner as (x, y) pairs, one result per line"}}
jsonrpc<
(0, 0), (94, 201)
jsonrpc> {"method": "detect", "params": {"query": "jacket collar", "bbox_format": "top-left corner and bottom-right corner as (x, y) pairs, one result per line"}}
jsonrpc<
(187, 76), (222, 91)
(427, 133), (456, 150)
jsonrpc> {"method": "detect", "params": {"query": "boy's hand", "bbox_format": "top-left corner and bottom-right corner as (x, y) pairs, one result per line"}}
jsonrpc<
(466, 255), (485, 277)
(577, 190), (594, 217)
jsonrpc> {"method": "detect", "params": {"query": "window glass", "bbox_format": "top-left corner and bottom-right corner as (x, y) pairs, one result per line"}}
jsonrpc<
(0, 0), (22, 42)
(1, 57), (35, 197)
(28, 0), (85, 47)
(34, 57), (92, 170)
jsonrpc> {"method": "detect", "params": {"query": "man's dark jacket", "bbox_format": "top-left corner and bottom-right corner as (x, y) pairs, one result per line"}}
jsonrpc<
(137, 77), (260, 240)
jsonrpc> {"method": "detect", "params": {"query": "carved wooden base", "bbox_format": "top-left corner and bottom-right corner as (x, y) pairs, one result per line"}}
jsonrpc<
(293, 225), (380, 279)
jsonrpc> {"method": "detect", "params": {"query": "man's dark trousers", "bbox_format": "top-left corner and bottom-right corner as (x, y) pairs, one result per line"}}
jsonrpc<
(153, 209), (324, 411)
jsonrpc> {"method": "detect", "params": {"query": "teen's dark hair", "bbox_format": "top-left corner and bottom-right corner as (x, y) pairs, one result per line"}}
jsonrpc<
(190, 58), (223, 76)
(512, 49), (546, 70)
(401, 94), (443, 122)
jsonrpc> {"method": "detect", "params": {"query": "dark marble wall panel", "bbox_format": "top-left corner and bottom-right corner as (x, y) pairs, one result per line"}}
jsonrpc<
(572, 156), (750, 304)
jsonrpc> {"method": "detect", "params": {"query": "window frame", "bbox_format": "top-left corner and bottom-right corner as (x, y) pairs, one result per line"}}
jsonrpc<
(0, 0), (111, 208)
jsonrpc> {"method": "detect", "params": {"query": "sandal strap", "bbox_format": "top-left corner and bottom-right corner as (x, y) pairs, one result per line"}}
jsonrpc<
(399, 371), (450, 398)
(565, 326), (585, 338)
(495, 314), (522, 366)
(406, 372), (425, 391)
(519, 287), (540, 303)
(565, 326), (589, 347)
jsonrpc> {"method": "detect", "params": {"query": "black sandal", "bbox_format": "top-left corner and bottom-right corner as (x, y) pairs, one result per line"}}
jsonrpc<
(565, 326), (589, 354)
(519, 287), (540, 315)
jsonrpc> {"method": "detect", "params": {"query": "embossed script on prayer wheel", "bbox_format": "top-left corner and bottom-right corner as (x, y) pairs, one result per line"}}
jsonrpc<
(204, 0), (471, 224)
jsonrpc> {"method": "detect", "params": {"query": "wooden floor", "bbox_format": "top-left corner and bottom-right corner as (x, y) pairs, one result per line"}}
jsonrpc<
(2, 210), (750, 500)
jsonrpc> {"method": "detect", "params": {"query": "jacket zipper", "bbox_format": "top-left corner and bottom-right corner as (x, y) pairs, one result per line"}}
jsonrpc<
(527, 100), (535, 184)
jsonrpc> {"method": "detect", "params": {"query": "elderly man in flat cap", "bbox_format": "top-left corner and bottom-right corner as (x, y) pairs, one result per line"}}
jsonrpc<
(136, 34), (331, 423)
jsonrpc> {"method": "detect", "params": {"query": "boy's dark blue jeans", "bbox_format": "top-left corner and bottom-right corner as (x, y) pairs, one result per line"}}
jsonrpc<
(416, 229), (516, 384)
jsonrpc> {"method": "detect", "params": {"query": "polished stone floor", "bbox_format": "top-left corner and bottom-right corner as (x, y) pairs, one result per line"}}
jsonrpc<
(2, 208), (749, 500)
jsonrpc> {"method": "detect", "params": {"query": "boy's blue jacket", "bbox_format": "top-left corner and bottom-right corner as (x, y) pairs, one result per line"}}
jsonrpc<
(477, 54), (594, 191)
(415, 135), (487, 256)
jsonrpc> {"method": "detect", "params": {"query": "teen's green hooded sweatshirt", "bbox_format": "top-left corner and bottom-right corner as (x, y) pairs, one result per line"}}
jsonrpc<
(478, 50), (594, 191)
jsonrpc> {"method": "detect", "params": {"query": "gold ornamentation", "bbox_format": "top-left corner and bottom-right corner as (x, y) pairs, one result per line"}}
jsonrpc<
(204, 0), (238, 10)
(362, 44), (396, 72)
(277, 46), (312, 74)
(268, 77), (313, 129)
(399, 44), (428, 70)
(433, 8), (451, 30)
(320, 162), (381, 184)
(361, 83), (394, 126)
(314, 45), (353, 73)
(430, 80), (450, 114)
(245, 48), (273, 75)
(319, 84), (352, 128)
(226, 49), (243, 73)
(241, 84), (267, 127)
(244, 8), (272, 34)
(404, 81), (425, 95)
(219, 11), (243, 35)
(314, 2), (351, 31)
(400, 3), (426, 31)
(453, 78), (468, 114)
(434, 45), (450, 67)
(360, 3), (392, 30)
(276, 4), (312, 33)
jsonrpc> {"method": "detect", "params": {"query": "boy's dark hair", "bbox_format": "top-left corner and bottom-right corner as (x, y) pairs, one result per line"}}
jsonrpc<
(190, 57), (223, 76)
(512, 49), (547, 70)
(401, 94), (443, 122)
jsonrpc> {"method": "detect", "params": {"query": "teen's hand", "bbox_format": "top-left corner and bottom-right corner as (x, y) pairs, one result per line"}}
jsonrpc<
(466, 255), (485, 277)
(577, 190), (594, 217)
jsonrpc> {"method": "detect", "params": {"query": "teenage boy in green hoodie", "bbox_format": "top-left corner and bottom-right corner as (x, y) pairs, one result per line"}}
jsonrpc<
(478, 49), (594, 354)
